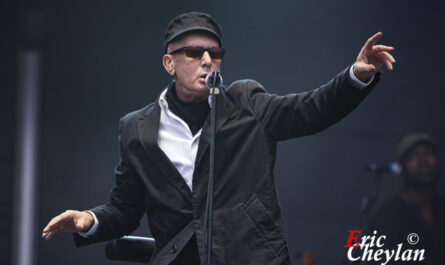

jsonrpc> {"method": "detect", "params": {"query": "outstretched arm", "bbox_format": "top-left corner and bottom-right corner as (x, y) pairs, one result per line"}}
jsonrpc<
(244, 32), (395, 141)
(42, 118), (145, 245)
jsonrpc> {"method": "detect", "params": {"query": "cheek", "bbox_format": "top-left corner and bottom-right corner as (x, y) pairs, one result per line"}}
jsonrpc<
(176, 62), (197, 80)
(427, 156), (438, 167)
(405, 160), (418, 172)
(213, 61), (221, 70)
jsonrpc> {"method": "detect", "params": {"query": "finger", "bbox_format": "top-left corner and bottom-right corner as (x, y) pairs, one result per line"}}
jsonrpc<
(373, 45), (394, 53)
(42, 217), (61, 233)
(42, 225), (62, 240)
(42, 231), (53, 240)
(43, 214), (66, 232)
(379, 55), (393, 70)
(385, 60), (393, 70)
(380, 51), (396, 63)
(45, 232), (53, 240)
(363, 32), (383, 51)
(43, 212), (72, 233)
(42, 222), (63, 238)
(45, 228), (61, 240)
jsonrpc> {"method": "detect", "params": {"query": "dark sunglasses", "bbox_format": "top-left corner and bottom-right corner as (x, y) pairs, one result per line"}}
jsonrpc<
(169, 46), (225, 60)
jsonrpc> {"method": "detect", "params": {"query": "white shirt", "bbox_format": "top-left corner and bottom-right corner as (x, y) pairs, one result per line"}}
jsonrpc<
(79, 66), (372, 237)
(157, 88), (209, 191)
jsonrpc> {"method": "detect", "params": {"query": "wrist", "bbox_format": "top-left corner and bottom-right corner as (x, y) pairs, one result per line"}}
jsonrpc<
(352, 64), (373, 83)
(81, 211), (94, 232)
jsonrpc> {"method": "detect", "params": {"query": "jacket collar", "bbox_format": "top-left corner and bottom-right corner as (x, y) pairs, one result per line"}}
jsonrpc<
(137, 84), (234, 202)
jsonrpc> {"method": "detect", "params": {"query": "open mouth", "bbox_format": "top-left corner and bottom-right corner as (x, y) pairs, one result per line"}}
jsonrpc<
(199, 73), (208, 82)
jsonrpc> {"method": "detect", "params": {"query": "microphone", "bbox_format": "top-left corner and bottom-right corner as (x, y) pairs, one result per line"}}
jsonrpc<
(365, 162), (401, 175)
(205, 69), (223, 88)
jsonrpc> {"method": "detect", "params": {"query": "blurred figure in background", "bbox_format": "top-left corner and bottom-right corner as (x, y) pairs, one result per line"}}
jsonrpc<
(368, 133), (445, 264)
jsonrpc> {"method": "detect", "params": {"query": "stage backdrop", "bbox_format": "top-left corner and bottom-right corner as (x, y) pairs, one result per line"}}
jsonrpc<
(17, 1), (444, 265)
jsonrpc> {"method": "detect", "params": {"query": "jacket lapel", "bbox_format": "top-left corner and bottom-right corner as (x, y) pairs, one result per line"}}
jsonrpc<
(194, 93), (234, 170)
(137, 90), (234, 202)
(137, 101), (193, 202)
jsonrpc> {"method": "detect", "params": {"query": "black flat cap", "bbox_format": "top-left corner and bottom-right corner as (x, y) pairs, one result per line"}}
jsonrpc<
(164, 12), (223, 52)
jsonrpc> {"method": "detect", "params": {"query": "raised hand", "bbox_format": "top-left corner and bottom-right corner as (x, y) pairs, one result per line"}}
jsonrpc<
(41, 210), (94, 240)
(353, 32), (396, 83)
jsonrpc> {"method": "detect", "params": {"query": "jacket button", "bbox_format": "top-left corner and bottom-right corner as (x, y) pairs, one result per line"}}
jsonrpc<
(170, 245), (177, 254)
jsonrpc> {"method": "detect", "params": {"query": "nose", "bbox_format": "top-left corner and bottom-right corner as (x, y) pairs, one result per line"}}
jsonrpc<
(201, 51), (212, 67)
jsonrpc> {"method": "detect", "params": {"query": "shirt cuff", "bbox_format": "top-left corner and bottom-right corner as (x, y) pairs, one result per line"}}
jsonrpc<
(77, 211), (99, 238)
(349, 65), (374, 89)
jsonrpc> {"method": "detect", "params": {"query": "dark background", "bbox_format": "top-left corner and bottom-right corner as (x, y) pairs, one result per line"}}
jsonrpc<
(2, 0), (445, 265)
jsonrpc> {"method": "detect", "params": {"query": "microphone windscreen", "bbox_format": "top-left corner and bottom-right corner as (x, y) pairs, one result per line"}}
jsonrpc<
(205, 70), (223, 88)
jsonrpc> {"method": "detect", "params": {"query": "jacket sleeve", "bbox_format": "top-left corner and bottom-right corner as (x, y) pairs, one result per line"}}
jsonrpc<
(244, 66), (381, 141)
(73, 117), (145, 247)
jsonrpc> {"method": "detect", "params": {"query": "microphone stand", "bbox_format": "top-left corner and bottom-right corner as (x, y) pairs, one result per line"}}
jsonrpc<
(205, 70), (222, 265)
(360, 171), (383, 215)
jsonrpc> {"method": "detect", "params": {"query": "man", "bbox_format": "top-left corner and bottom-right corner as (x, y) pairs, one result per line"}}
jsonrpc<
(42, 12), (395, 265)
(368, 133), (445, 264)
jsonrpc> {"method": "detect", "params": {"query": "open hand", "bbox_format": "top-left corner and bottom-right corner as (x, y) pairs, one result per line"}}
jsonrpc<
(353, 32), (396, 82)
(41, 210), (94, 240)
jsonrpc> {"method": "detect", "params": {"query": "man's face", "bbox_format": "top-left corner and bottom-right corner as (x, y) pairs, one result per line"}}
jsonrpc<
(402, 143), (439, 189)
(163, 32), (221, 102)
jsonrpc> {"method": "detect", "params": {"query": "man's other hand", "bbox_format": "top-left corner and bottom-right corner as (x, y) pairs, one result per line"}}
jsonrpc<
(353, 32), (396, 83)
(41, 210), (94, 240)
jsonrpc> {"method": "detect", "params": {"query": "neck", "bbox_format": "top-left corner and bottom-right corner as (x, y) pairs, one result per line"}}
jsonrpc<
(174, 82), (209, 103)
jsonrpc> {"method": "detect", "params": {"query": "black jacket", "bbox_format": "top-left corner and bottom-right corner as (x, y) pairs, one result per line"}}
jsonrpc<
(74, 66), (380, 265)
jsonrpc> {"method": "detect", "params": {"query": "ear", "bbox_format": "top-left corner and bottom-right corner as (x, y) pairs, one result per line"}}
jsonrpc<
(163, 54), (175, 76)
